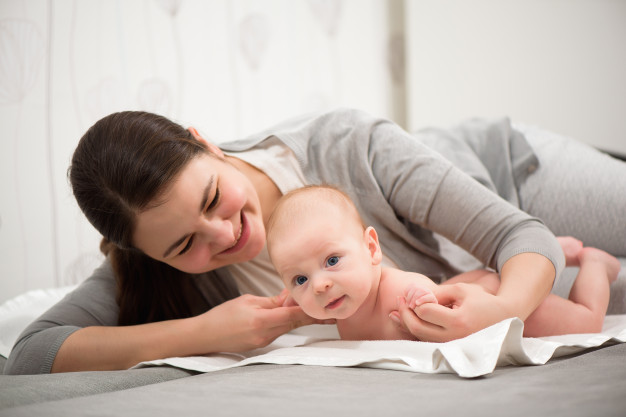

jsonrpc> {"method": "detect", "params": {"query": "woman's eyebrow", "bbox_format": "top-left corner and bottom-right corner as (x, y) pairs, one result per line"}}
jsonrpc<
(162, 176), (214, 258)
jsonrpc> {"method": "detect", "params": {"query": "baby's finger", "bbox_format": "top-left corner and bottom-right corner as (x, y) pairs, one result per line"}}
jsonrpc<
(405, 287), (416, 304)
(395, 296), (447, 341)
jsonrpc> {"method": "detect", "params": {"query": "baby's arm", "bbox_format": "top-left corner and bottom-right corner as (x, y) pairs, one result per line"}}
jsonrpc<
(405, 269), (499, 311)
(396, 271), (439, 311)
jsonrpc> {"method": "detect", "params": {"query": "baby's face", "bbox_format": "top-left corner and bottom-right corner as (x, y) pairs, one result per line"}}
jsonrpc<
(269, 207), (378, 320)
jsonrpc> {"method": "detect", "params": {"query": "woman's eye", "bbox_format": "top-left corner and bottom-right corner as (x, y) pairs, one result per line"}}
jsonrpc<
(326, 256), (339, 267)
(294, 276), (308, 286)
(178, 237), (194, 256)
(207, 188), (220, 210)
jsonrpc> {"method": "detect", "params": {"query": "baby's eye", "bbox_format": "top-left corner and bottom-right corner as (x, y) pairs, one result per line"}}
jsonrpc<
(326, 256), (339, 267)
(294, 276), (308, 286)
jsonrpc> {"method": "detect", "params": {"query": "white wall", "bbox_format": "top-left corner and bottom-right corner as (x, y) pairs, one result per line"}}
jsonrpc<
(2, 0), (624, 304)
(0, 0), (404, 303)
(406, 0), (626, 156)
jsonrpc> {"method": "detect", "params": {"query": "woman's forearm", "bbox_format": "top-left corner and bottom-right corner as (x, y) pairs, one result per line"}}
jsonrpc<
(497, 252), (556, 321)
(51, 316), (204, 372)
(50, 292), (321, 373)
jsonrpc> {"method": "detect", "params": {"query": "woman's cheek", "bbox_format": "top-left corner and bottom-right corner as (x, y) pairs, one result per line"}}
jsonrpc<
(183, 247), (213, 273)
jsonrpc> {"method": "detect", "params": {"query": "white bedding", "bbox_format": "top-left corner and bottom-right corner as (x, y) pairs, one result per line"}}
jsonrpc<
(0, 286), (77, 358)
(135, 316), (626, 378)
(2, 287), (625, 378)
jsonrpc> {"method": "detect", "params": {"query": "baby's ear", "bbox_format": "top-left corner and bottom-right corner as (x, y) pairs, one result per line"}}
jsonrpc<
(364, 226), (383, 265)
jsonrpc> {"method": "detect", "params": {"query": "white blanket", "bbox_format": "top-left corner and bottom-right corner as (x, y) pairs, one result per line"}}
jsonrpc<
(135, 315), (626, 378)
(2, 287), (625, 378)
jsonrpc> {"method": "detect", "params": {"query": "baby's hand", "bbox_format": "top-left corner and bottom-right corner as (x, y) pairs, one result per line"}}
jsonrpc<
(404, 284), (438, 312)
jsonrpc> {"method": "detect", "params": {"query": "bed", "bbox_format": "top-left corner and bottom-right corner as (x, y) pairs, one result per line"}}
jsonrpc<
(1, 262), (626, 416)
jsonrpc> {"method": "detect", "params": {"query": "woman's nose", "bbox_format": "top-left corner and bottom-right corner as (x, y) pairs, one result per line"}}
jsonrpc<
(198, 215), (235, 246)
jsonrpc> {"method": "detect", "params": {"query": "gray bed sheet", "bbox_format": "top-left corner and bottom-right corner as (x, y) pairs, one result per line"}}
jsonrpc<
(2, 259), (625, 415)
(1, 343), (625, 417)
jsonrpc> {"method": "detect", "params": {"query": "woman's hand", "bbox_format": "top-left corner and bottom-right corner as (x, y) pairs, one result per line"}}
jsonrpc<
(390, 283), (511, 342)
(198, 290), (333, 352)
(51, 290), (331, 373)
(390, 252), (555, 342)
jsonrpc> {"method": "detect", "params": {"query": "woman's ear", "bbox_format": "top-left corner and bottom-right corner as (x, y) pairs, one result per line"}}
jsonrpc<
(188, 127), (225, 158)
(364, 226), (383, 265)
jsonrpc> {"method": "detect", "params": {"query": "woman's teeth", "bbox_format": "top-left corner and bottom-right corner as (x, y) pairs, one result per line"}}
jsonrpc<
(227, 223), (243, 249)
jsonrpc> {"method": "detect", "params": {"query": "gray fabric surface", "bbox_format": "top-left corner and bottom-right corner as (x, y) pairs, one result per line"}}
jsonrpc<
(0, 366), (195, 410)
(2, 343), (625, 417)
(516, 124), (626, 257)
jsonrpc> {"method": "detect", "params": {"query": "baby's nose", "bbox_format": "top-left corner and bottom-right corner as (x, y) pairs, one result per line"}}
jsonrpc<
(313, 278), (333, 294)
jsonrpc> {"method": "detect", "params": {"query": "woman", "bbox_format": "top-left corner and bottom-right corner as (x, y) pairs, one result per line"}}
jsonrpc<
(5, 108), (625, 374)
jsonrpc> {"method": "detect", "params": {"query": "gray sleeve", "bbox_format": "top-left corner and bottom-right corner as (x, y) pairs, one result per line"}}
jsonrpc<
(368, 119), (565, 278)
(4, 260), (119, 375)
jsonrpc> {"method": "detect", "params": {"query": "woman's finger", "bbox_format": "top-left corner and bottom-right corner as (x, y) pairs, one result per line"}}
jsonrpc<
(263, 305), (333, 330)
(430, 283), (468, 308)
(413, 302), (458, 329)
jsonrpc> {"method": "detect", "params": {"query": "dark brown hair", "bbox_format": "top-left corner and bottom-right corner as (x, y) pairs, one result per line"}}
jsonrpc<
(69, 111), (237, 325)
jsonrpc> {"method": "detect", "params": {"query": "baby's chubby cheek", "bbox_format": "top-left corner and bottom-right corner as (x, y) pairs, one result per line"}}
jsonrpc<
(296, 298), (327, 319)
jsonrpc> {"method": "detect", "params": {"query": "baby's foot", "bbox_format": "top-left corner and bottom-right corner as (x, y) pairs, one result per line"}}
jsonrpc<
(405, 285), (438, 310)
(557, 236), (583, 267)
(578, 247), (621, 284)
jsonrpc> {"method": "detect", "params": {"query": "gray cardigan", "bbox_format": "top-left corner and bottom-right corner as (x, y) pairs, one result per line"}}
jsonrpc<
(5, 108), (564, 375)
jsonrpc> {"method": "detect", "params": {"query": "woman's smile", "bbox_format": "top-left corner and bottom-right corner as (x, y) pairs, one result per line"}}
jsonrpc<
(220, 212), (249, 255)
(132, 153), (267, 273)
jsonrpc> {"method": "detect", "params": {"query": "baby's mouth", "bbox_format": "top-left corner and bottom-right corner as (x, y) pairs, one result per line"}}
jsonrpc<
(325, 295), (345, 310)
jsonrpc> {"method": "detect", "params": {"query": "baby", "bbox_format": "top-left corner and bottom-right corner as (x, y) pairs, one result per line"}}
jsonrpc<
(266, 185), (620, 340)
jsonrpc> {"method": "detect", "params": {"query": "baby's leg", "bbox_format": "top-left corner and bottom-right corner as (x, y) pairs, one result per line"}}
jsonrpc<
(523, 245), (620, 337)
(568, 246), (620, 308)
(557, 236), (583, 267)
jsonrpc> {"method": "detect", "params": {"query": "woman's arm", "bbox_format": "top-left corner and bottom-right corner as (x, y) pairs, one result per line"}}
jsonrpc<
(5, 259), (322, 374)
(392, 252), (555, 341)
(4, 261), (120, 374)
(365, 117), (563, 341)
(51, 291), (319, 372)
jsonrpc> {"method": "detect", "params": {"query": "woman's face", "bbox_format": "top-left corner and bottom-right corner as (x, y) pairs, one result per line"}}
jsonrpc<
(133, 153), (266, 274)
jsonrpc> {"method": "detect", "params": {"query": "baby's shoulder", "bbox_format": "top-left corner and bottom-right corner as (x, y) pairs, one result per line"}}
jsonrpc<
(380, 267), (438, 295)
